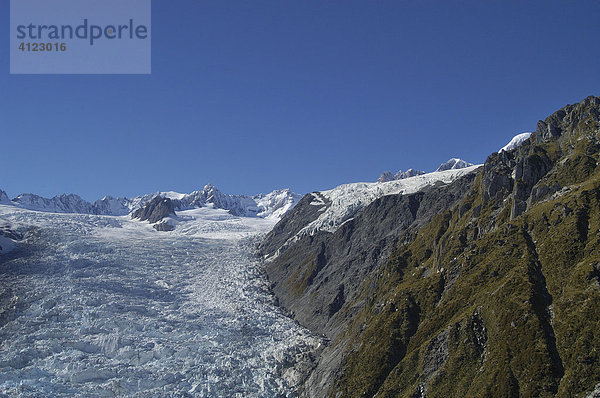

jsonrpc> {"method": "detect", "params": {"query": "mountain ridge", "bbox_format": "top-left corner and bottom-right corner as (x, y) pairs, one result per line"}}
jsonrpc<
(3, 185), (302, 221)
(259, 95), (600, 397)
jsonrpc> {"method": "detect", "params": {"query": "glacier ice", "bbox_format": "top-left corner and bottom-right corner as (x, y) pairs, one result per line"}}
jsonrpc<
(0, 204), (321, 397)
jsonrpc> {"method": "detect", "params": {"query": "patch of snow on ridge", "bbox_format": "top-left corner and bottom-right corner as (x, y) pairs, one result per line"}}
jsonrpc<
(318, 165), (481, 234)
(499, 132), (532, 152)
(265, 165), (482, 263)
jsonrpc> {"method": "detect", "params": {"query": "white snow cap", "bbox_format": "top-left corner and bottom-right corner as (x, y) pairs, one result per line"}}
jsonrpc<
(499, 132), (532, 153)
(435, 158), (474, 172)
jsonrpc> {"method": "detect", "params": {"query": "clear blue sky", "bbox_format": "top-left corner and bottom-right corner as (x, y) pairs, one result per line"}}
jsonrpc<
(2, 1), (599, 201)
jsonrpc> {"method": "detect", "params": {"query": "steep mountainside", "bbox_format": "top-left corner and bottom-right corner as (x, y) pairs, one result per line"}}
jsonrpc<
(260, 96), (600, 397)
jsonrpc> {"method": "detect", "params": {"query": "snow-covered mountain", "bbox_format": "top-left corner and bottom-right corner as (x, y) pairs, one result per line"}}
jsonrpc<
(435, 158), (474, 171)
(253, 189), (302, 219)
(264, 164), (483, 262)
(92, 196), (132, 216)
(13, 193), (95, 214)
(499, 132), (532, 152)
(310, 165), (481, 234)
(11, 193), (133, 216)
(4, 185), (302, 221)
(377, 158), (474, 183)
(377, 168), (425, 183)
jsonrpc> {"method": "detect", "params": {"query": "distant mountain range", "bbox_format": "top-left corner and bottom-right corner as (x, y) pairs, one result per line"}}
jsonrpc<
(0, 185), (302, 221)
(1, 159), (478, 227)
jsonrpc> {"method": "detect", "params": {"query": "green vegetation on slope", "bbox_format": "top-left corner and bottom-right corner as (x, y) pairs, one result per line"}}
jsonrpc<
(332, 97), (600, 397)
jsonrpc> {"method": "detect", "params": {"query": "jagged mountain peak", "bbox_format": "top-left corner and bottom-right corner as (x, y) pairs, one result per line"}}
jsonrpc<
(435, 158), (474, 172)
(132, 196), (176, 225)
(377, 171), (396, 183)
(12, 192), (93, 214)
(377, 168), (425, 183)
(378, 159), (474, 184)
(2, 184), (303, 222)
(201, 183), (217, 192)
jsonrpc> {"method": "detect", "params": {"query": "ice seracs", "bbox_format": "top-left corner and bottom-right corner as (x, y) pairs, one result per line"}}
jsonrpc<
(499, 132), (532, 152)
(0, 195), (321, 396)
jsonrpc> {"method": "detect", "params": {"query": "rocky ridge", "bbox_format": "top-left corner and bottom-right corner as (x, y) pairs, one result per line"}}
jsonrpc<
(260, 96), (600, 397)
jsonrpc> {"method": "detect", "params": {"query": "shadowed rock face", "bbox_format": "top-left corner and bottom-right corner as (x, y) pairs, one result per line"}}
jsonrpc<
(261, 96), (600, 397)
(132, 197), (175, 224)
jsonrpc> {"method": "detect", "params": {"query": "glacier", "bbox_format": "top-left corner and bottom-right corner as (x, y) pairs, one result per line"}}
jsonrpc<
(0, 204), (321, 397)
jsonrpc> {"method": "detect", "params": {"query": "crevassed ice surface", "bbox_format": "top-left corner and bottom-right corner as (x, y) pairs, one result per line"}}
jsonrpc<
(0, 206), (321, 397)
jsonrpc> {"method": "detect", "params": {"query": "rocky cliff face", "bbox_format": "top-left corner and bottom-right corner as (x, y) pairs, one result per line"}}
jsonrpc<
(260, 96), (600, 397)
(131, 196), (176, 224)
